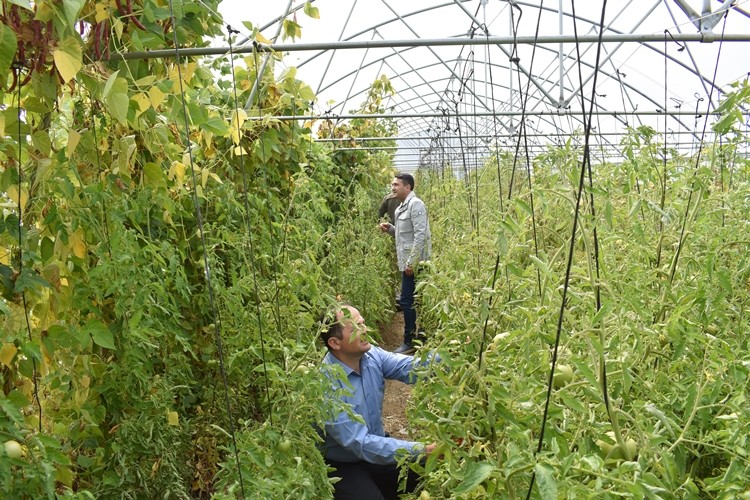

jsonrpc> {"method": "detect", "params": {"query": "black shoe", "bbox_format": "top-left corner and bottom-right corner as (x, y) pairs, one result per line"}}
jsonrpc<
(393, 343), (416, 355)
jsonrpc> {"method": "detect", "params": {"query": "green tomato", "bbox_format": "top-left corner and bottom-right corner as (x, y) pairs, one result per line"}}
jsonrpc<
(420, 491), (431, 500)
(4, 440), (23, 459)
(278, 439), (292, 453)
(706, 324), (719, 335)
(553, 364), (574, 388)
(622, 438), (638, 461)
(595, 439), (613, 458)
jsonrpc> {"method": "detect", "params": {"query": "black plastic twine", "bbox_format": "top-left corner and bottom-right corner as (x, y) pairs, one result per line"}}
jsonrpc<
(226, 27), (274, 426)
(165, 1), (245, 496)
(12, 62), (42, 433)
(570, 0), (609, 423)
(526, 1), (608, 498)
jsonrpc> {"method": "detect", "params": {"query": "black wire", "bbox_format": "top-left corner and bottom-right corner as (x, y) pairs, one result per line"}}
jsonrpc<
(569, 2), (608, 416)
(227, 27), (274, 425)
(165, 2), (246, 496)
(12, 62), (42, 433)
(526, 1), (608, 497)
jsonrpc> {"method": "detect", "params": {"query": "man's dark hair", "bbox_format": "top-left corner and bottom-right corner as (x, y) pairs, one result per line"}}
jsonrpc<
(395, 172), (415, 190)
(318, 303), (352, 350)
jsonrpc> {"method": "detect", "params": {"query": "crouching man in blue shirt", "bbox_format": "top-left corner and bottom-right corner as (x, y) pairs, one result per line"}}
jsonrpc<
(319, 303), (439, 499)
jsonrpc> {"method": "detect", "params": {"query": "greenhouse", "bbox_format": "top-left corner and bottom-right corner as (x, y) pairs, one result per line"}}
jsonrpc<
(0, 0), (748, 498)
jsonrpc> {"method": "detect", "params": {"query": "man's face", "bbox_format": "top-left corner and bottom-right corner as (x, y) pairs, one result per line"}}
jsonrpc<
(333, 306), (372, 355)
(391, 177), (411, 201)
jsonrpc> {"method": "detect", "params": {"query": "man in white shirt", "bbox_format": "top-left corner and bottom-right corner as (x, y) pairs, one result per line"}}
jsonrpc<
(379, 173), (432, 354)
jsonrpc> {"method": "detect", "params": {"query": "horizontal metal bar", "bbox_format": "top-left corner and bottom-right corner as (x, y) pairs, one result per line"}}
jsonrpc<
(316, 130), (712, 142)
(111, 33), (750, 60)
(261, 109), (724, 121)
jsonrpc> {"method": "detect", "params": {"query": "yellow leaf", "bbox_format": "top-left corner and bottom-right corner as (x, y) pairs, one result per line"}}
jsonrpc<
(231, 108), (247, 129)
(230, 126), (240, 146)
(80, 375), (90, 388)
(148, 86), (165, 109)
(169, 161), (186, 185)
(201, 168), (209, 188)
(67, 130), (81, 155)
(70, 230), (86, 259)
(168, 62), (196, 86)
(255, 32), (272, 44)
(0, 343), (17, 367)
(112, 18), (123, 40)
(6, 185), (29, 211)
(0, 113), (4, 137)
(53, 36), (82, 83)
(95, 3), (109, 23)
(132, 93), (150, 114)
(167, 411), (179, 426)
(233, 146), (247, 156)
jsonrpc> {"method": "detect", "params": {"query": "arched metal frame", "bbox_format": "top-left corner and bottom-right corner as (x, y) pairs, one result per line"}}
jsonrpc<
(210, 0), (749, 171)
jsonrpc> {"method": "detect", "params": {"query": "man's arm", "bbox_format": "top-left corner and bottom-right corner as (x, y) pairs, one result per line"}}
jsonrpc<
(377, 347), (440, 384)
(325, 410), (426, 465)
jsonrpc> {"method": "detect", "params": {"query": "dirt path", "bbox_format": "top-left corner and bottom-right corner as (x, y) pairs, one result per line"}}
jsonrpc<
(378, 313), (412, 439)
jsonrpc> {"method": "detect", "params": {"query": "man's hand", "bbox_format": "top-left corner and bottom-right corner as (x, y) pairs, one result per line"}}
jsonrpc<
(424, 442), (444, 459)
(404, 266), (414, 277)
(379, 222), (391, 233)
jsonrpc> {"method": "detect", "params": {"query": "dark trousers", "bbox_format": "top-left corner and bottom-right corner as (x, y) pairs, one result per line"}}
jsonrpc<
(400, 271), (416, 344)
(327, 460), (419, 500)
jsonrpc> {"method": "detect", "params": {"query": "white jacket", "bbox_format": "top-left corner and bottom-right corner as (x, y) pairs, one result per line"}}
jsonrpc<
(387, 192), (431, 271)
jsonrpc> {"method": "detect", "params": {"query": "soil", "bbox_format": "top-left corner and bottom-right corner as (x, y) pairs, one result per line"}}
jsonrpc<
(377, 313), (412, 440)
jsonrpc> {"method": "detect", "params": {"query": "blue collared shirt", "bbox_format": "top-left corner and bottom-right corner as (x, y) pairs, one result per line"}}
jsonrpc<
(321, 346), (433, 464)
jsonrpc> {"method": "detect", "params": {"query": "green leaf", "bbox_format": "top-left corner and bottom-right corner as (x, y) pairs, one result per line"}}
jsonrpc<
(32, 130), (52, 156)
(53, 36), (83, 83)
(454, 461), (495, 495)
(534, 463), (558, 500)
(105, 77), (130, 126)
(102, 70), (120, 99)
(0, 24), (18, 81)
(63, 0), (85, 26)
(298, 84), (316, 101)
(14, 269), (51, 293)
(591, 301), (613, 325)
(7, 0), (32, 9)
(41, 236), (54, 263)
(86, 320), (116, 350)
(202, 116), (229, 136)
(143, 162), (166, 188)
(303, 1), (320, 19)
(0, 391), (26, 426)
(22, 341), (42, 362)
